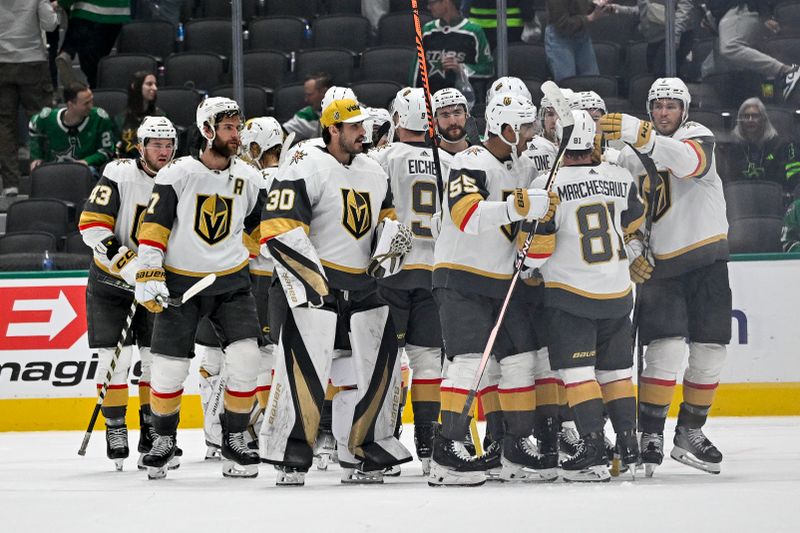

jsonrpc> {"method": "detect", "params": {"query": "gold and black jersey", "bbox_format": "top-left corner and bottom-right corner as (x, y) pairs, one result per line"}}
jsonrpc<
(137, 156), (262, 295)
(260, 144), (396, 291)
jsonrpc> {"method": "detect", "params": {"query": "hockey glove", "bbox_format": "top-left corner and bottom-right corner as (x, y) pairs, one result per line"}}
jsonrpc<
(506, 189), (560, 223)
(625, 232), (654, 284)
(599, 113), (655, 154)
(109, 246), (139, 286)
(430, 211), (442, 240)
(135, 268), (169, 313)
(368, 219), (414, 279)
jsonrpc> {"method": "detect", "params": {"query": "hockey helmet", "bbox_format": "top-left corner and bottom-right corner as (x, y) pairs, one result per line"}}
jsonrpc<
(196, 96), (241, 140)
(322, 86), (358, 114)
(557, 110), (596, 151)
(362, 107), (391, 144)
(576, 91), (607, 114)
(486, 93), (537, 137)
(240, 116), (283, 164)
(647, 77), (691, 123)
(396, 88), (429, 132)
(486, 76), (532, 104)
(137, 116), (177, 147)
(432, 87), (469, 115)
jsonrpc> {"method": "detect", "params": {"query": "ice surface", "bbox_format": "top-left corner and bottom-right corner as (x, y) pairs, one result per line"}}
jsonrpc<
(1, 418), (798, 532)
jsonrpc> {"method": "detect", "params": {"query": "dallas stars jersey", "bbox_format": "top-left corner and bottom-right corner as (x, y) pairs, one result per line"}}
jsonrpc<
(434, 145), (537, 299)
(369, 141), (439, 289)
(79, 158), (155, 277)
(250, 166), (276, 277)
(616, 120), (728, 278)
(535, 163), (645, 319)
(524, 136), (558, 176)
(28, 106), (116, 166)
(137, 156), (262, 295)
(260, 144), (396, 292)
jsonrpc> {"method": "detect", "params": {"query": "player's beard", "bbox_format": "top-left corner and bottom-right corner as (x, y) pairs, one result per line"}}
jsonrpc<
(440, 124), (466, 143)
(210, 135), (239, 158)
(339, 133), (363, 156)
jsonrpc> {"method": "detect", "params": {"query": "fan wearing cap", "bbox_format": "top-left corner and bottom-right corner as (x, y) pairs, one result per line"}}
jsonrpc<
(78, 116), (178, 472)
(258, 98), (413, 486)
(134, 97), (265, 480)
(601, 77), (730, 477)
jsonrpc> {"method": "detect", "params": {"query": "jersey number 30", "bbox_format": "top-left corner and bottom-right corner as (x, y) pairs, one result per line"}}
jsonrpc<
(577, 203), (626, 264)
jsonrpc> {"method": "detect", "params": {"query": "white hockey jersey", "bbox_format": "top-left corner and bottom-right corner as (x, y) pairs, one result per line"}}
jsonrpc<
(369, 141), (439, 289)
(433, 145), (538, 299)
(250, 166), (276, 277)
(79, 158), (156, 278)
(524, 135), (558, 176)
(260, 144), (396, 292)
(616, 120), (728, 278)
(137, 156), (262, 295)
(536, 163), (645, 319)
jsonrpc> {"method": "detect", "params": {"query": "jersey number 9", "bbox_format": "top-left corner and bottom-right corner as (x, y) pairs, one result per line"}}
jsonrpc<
(411, 181), (437, 238)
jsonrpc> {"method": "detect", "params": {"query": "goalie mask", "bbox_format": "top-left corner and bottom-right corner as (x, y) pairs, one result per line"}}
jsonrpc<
(648, 77), (691, 125)
(240, 116), (283, 166)
(486, 76), (532, 104)
(137, 116), (177, 172)
(368, 219), (413, 279)
(196, 96), (241, 142)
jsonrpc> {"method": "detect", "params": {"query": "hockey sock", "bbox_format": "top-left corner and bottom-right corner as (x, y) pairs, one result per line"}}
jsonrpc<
(497, 385), (535, 437)
(138, 380), (151, 413)
(100, 383), (128, 420)
(562, 368), (605, 437)
(411, 377), (442, 426)
(224, 388), (256, 424)
(599, 378), (636, 434)
(557, 380), (573, 423)
(479, 385), (504, 443)
(678, 381), (719, 428)
(440, 386), (470, 441)
(638, 376), (676, 433)
(534, 378), (560, 427)
(151, 388), (182, 433)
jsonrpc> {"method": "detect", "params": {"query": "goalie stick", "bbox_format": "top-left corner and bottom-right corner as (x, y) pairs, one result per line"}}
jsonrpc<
(452, 81), (575, 438)
(78, 273), (217, 457)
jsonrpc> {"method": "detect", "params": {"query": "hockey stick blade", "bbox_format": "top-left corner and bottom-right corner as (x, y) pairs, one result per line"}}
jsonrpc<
(179, 273), (216, 304)
(96, 273), (215, 307)
(541, 81), (575, 129)
(278, 132), (296, 166)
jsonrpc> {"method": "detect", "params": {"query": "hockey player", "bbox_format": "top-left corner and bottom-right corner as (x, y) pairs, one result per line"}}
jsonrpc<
(530, 110), (644, 482)
(525, 95), (559, 176)
(600, 77), (730, 475)
(259, 98), (413, 486)
(78, 116), (178, 471)
(429, 94), (558, 486)
(136, 97), (264, 480)
(576, 90), (607, 123)
(432, 87), (471, 160)
(369, 88), (442, 475)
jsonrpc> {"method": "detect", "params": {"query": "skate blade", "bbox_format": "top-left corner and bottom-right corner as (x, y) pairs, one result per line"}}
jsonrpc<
(420, 458), (431, 477)
(383, 465), (402, 477)
(314, 452), (332, 471)
(562, 465), (611, 483)
(205, 447), (222, 461)
(113, 459), (124, 472)
(341, 469), (384, 484)
(500, 459), (558, 483)
(670, 446), (721, 474)
(428, 462), (486, 487)
(147, 466), (167, 480)
(222, 460), (259, 478)
(167, 454), (181, 470)
(276, 473), (306, 486)
(643, 462), (658, 478)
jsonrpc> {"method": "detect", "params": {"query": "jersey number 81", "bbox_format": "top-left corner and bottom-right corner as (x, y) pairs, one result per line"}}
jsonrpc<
(576, 203), (627, 264)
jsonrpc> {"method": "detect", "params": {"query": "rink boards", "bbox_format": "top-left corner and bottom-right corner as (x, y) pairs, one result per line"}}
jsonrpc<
(1, 256), (799, 431)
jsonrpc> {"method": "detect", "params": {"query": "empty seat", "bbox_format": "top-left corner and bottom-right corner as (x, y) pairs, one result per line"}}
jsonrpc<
(91, 89), (128, 119)
(507, 43), (550, 81)
(775, 2), (800, 35)
(627, 73), (655, 111)
(313, 15), (371, 53)
(116, 20), (175, 60)
(295, 48), (356, 85)
(686, 81), (724, 110)
(249, 16), (309, 53)
(210, 85), (271, 118)
(702, 72), (763, 109)
(198, 0), (259, 19)
(626, 41), (649, 75)
(328, 0), (361, 13)
(185, 18), (232, 57)
(265, 0), (317, 18)
(561, 75), (619, 97)
(157, 87), (204, 129)
(63, 231), (92, 256)
(6, 199), (73, 238)
(30, 162), (94, 209)
(724, 180), (785, 220)
(593, 41), (623, 78)
(0, 231), (58, 255)
(165, 52), (226, 91)
(587, 15), (641, 46)
(765, 106), (796, 139)
(360, 46), (417, 85)
(689, 110), (727, 131)
(762, 37), (800, 67)
(727, 215), (783, 254)
(350, 80), (403, 109)
(274, 83), (307, 124)
(243, 50), (291, 89)
(379, 11), (433, 47)
(96, 54), (158, 90)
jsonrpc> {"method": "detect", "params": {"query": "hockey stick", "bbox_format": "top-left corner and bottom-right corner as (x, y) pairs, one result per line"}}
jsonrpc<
(78, 273), (217, 456)
(452, 81), (575, 438)
(95, 272), (215, 308)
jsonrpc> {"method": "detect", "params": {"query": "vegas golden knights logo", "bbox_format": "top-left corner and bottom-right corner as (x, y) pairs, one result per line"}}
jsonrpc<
(341, 189), (372, 239)
(500, 190), (519, 242)
(194, 194), (233, 245)
(130, 204), (148, 246)
(639, 171), (671, 223)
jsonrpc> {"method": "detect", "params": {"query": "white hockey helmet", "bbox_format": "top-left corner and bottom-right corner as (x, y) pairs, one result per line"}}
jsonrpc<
(240, 116), (283, 164)
(196, 96), (241, 140)
(647, 77), (691, 123)
(137, 115), (177, 147)
(557, 109), (596, 151)
(362, 107), (391, 144)
(432, 87), (469, 115)
(576, 91), (606, 114)
(397, 88), (429, 132)
(486, 76), (532, 104)
(539, 88), (577, 120)
(486, 93), (537, 156)
(322, 86), (358, 114)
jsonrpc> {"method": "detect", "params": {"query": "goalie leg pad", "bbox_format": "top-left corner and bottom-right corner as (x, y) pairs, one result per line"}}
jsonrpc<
(266, 227), (329, 308)
(330, 356), (358, 466)
(259, 306), (336, 469)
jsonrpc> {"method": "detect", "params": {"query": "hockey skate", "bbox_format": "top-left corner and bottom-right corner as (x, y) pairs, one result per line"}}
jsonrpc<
(559, 422), (582, 462)
(414, 422), (437, 476)
(142, 434), (176, 480)
(137, 422), (182, 471)
(382, 465), (401, 477)
(670, 426), (722, 474)
(476, 439), (502, 481)
(204, 445), (221, 461)
(561, 432), (611, 482)
(221, 430), (259, 478)
(342, 465), (385, 484)
(535, 416), (560, 469)
(428, 437), (486, 487)
(610, 429), (639, 479)
(499, 435), (558, 483)
(639, 432), (664, 478)
(105, 423), (129, 471)
(276, 466), (306, 486)
(312, 429), (337, 471)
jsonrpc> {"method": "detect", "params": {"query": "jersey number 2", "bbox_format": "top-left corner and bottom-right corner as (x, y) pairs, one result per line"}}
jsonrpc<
(577, 203), (626, 264)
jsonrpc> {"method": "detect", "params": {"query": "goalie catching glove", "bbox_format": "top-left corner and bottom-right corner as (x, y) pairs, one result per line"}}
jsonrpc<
(367, 218), (413, 279)
(135, 268), (169, 313)
(506, 189), (560, 223)
(599, 113), (655, 154)
(625, 231), (654, 283)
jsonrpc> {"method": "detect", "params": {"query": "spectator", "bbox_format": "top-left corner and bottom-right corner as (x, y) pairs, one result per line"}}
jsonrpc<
(545, 0), (610, 82)
(467, 0), (538, 48)
(28, 81), (117, 177)
(117, 71), (164, 158)
(0, 0), (58, 197)
(362, 0), (389, 33)
(782, 191), (800, 252)
(704, 0), (799, 101)
(412, 0), (493, 95)
(716, 97), (799, 203)
(55, 0), (131, 88)
(282, 72), (333, 142)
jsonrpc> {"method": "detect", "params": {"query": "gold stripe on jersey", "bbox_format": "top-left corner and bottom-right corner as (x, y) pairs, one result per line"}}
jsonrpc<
(433, 262), (513, 280)
(320, 259), (367, 275)
(449, 193), (482, 230)
(259, 217), (310, 242)
(165, 259), (249, 277)
(242, 231), (260, 258)
(137, 222), (171, 250)
(379, 207), (397, 221)
(78, 211), (115, 230)
(402, 263), (433, 271)
(683, 139), (711, 178)
(544, 281), (632, 300)
(653, 233), (727, 260)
